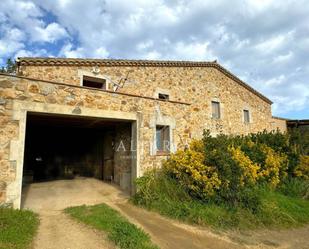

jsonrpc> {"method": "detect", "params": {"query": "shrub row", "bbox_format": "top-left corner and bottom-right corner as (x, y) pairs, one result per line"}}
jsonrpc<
(162, 130), (309, 210)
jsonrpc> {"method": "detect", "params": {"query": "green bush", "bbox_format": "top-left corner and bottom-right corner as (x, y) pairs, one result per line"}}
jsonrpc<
(133, 170), (192, 207)
(199, 131), (290, 209)
(135, 131), (309, 217)
(133, 129), (309, 229)
(132, 170), (309, 229)
(163, 142), (221, 200)
(289, 127), (309, 156)
(278, 178), (309, 199)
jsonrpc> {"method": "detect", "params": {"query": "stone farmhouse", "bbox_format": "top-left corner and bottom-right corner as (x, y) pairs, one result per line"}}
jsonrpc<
(0, 57), (286, 208)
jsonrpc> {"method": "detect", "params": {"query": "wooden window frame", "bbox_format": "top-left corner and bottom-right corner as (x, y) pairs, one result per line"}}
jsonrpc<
(243, 109), (250, 123)
(156, 125), (170, 155)
(211, 101), (221, 119)
(82, 75), (107, 90)
(158, 93), (169, 100)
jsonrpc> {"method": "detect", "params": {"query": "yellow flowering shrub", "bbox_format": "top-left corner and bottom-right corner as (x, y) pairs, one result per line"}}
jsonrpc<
(162, 130), (305, 204)
(163, 142), (221, 198)
(259, 145), (288, 187)
(228, 146), (260, 186)
(246, 139), (255, 148)
(190, 139), (204, 153)
(229, 144), (288, 188)
(294, 155), (309, 180)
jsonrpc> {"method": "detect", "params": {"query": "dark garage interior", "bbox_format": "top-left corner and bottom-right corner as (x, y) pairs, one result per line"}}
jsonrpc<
(22, 112), (133, 191)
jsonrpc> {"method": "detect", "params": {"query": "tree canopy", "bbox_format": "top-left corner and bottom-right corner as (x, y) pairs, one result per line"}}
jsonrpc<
(0, 58), (17, 74)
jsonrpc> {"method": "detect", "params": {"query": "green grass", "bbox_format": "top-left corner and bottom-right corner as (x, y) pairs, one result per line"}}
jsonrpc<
(65, 203), (158, 249)
(132, 174), (309, 230)
(277, 178), (309, 199)
(0, 208), (39, 249)
(256, 188), (309, 227)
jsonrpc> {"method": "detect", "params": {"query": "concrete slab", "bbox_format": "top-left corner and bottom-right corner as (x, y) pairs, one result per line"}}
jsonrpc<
(22, 177), (129, 213)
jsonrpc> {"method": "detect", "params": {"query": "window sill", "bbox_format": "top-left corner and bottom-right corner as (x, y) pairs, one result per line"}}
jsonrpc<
(156, 151), (170, 156)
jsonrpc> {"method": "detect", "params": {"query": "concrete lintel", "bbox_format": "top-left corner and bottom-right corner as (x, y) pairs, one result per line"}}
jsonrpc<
(12, 100), (137, 121)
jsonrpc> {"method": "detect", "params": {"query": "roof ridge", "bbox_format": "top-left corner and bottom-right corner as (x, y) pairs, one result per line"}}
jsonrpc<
(17, 57), (216, 64)
(17, 57), (272, 104)
(272, 116), (289, 120)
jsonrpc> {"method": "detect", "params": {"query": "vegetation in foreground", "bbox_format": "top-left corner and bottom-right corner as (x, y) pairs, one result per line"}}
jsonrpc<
(0, 208), (39, 249)
(132, 172), (309, 229)
(132, 129), (309, 230)
(65, 203), (158, 249)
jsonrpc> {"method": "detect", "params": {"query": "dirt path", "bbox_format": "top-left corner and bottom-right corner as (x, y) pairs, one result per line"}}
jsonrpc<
(114, 202), (309, 249)
(229, 225), (309, 249)
(115, 202), (240, 249)
(22, 178), (309, 249)
(22, 178), (125, 249)
(33, 211), (114, 249)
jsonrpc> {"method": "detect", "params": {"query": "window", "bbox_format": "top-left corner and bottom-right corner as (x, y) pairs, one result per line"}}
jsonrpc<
(156, 125), (170, 153)
(211, 101), (221, 119)
(158, 93), (169, 100)
(82, 75), (107, 89)
(243, 110), (250, 123)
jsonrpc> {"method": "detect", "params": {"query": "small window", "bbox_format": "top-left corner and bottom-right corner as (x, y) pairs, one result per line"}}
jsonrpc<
(211, 101), (221, 119)
(83, 75), (107, 89)
(156, 125), (170, 153)
(244, 110), (250, 123)
(158, 93), (169, 100)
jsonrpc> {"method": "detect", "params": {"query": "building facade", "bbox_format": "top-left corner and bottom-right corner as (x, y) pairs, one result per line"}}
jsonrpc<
(0, 58), (284, 208)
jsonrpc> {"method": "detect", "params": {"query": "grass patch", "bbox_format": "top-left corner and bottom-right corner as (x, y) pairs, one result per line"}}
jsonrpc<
(0, 208), (39, 249)
(65, 203), (158, 249)
(277, 178), (309, 199)
(132, 173), (309, 230)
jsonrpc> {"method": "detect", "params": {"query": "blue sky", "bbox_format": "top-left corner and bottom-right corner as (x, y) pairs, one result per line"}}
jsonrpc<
(0, 0), (308, 119)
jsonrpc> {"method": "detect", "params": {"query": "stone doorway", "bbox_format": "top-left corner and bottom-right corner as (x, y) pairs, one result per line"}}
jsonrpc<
(22, 112), (134, 191)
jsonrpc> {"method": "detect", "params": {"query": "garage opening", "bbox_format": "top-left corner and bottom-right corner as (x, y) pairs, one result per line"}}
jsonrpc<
(22, 112), (134, 192)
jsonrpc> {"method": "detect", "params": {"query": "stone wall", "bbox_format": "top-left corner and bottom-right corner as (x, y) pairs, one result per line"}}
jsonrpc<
(0, 78), (17, 206)
(271, 117), (287, 133)
(20, 64), (273, 136)
(1, 61), (274, 207)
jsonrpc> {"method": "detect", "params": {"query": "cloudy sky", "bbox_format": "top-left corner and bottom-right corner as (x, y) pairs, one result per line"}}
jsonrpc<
(0, 0), (308, 119)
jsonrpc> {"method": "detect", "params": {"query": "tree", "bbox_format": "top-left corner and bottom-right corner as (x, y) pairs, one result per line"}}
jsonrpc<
(0, 58), (17, 74)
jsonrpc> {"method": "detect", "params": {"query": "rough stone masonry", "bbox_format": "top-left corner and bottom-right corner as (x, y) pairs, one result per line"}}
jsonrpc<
(0, 57), (286, 208)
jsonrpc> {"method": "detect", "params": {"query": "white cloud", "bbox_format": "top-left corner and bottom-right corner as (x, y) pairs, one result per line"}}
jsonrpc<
(14, 48), (49, 58)
(58, 43), (84, 58)
(0, 0), (308, 118)
(0, 0), (69, 45)
(136, 40), (154, 52)
(58, 43), (109, 58)
(255, 34), (288, 53)
(171, 42), (216, 61)
(264, 75), (286, 87)
(246, 0), (276, 12)
(94, 47), (109, 58)
(273, 51), (293, 63)
(32, 22), (68, 43)
(0, 27), (25, 56)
